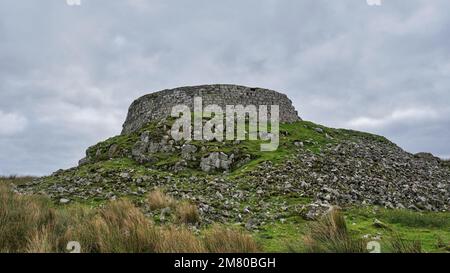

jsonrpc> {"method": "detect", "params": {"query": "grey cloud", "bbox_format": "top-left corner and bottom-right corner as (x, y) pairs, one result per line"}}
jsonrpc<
(1, 0), (450, 175)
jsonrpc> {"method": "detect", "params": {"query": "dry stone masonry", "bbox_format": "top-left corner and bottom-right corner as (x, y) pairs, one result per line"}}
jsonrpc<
(121, 84), (301, 135)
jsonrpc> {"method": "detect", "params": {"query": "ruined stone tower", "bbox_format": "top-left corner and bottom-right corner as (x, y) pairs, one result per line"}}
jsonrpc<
(121, 84), (301, 135)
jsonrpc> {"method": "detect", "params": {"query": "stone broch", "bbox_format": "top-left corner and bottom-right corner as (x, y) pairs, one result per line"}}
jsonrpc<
(121, 84), (301, 135)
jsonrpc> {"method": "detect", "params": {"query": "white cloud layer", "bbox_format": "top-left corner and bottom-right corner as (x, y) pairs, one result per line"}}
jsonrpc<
(0, 111), (27, 136)
(347, 108), (441, 129)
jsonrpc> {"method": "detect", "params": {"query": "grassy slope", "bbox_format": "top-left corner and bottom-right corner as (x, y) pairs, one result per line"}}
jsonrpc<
(2, 120), (449, 253)
(3, 175), (448, 253)
(82, 120), (390, 175)
(257, 208), (450, 253)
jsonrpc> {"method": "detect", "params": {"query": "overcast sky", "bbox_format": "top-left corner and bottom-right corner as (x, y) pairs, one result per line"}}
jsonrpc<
(1, 0), (449, 175)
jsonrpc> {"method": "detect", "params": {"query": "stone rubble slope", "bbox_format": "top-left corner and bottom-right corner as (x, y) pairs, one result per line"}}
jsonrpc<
(246, 139), (450, 219)
(15, 121), (450, 228)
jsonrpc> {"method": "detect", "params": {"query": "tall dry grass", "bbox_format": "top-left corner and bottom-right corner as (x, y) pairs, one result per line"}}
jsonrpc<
(203, 225), (261, 253)
(303, 207), (367, 253)
(157, 226), (206, 253)
(0, 184), (259, 253)
(147, 189), (200, 225)
(0, 184), (56, 252)
(25, 227), (54, 253)
(65, 200), (160, 253)
(175, 201), (200, 225)
(147, 188), (176, 210)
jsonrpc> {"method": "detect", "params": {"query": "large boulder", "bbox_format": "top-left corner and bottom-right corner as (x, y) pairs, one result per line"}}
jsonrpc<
(200, 152), (234, 173)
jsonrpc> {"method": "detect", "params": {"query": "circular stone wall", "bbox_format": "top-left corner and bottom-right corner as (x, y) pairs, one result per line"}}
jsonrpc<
(121, 84), (301, 135)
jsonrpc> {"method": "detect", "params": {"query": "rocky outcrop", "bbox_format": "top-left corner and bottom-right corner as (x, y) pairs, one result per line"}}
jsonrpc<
(181, 144), (198, 161)
(200, 152), (234, 173)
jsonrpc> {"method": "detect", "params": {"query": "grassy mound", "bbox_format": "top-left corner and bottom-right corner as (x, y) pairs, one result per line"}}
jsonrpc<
(3, 119), (449, 253)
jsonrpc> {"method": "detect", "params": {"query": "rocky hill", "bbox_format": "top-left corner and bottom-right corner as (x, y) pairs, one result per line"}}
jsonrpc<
(16, 85), (450, 230)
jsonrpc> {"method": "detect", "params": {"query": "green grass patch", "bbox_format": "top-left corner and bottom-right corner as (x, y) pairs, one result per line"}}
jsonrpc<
(257, 217), (308, 253)
(381, 209), (450, 229)
(256, 207), (450, 253)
